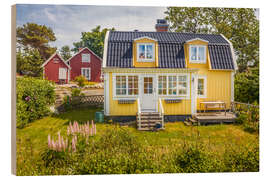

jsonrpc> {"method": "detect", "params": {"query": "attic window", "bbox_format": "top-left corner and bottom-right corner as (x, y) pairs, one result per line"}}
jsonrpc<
(82, 53), (91, 62)
(53, 58), (59, 63)
(189, 45), (206, 63)
(137, 43), (155, 62)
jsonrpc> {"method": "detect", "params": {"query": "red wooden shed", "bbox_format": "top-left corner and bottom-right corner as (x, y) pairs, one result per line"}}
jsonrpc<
(42, 53), (71, 84)
(67, 47), (102, 82)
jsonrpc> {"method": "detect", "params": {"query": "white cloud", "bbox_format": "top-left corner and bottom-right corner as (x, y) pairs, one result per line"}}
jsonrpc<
(17, 5), (167, 49)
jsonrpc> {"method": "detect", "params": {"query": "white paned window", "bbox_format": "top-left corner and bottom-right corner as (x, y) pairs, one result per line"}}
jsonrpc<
(158, 74), (189, 97)
(178, 75), (187, 95)
(189, 45), (206, 63)
(197, 75), (207, 98)
(59, 68), (67, 79)
(115, 75), (139, 96)
(168, 76), (177, 95)
(128, 76), (139, 95)
(158, 76), (167, 95)
(82, 53), (91, 62)
(81, 68), (91, 80)
(137, 43), (155, 62)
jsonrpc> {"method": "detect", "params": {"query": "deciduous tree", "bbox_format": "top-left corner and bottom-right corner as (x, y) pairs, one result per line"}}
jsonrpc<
(165, 7), (259, 72)
(73, 26), (115, 58)
(60, 45), (72, 60)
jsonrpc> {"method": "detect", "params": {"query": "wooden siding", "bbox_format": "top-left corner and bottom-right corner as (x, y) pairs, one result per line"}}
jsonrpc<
(44, 54), (69, 84)
(109, 73), (138, 116)
(69, 48), (102, 82)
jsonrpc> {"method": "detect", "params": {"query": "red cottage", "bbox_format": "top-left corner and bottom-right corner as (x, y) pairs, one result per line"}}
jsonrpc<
(42, 53), (71, 84)
(67, 47), (102, 82)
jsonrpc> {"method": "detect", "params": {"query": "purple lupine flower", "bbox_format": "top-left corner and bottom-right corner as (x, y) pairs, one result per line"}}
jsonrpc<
(25, 96), (31, 101)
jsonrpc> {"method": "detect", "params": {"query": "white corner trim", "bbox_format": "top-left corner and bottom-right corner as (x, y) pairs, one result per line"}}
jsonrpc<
(104, 73), (110, 116)
(186, 38), (209, 43)
(102, 30), (110, 68)
(231, 72), (235, 102)
(191, 73), (198, 115)
(133, 36), (158, 42)
(220, 34), (238, 71)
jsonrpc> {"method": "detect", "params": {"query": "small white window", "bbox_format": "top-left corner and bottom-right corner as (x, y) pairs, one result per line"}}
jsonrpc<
(82, 53), (90, 62)
(197, 75), (207, 98)
(81, 68), (91, 80)
(189, 45), (206, 63)
(59, 68), (67, 79)
(137, 43), (155, 62)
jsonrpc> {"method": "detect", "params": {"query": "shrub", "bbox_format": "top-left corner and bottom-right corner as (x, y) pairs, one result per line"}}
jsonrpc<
(223, 143), (259, 172)
(71, 88), (84, 97)
(74, 75), (87, 88)
(16, 77), (55, 128)
(174, 142), (221, 173)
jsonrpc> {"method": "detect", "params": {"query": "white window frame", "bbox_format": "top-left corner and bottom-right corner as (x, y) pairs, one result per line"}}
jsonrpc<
(197, 75), (207, 98)
(59, 68), (67, 80)
(81, 67), (91, 80)
(82, 53), (91, 63)
(137, 43), (155, 62)
(189, 45), (206, 64)
(113, 73), (139, 99)
(157, 73), (190, 99)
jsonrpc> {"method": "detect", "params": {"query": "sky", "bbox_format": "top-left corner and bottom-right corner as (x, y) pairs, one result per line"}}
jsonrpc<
(16, 4), (167, 50)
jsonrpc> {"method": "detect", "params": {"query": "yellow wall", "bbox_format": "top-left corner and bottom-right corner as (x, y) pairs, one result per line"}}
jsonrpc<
(107, 39), (233, 116)
(109, 73), (138, 116)
(133, 38), (158, 68)
(184, 39), (232, 110)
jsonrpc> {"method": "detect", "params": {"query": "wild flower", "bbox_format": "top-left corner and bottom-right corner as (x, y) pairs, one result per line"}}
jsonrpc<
(47, 132), (68, 152)
(48, 120), (97, 153)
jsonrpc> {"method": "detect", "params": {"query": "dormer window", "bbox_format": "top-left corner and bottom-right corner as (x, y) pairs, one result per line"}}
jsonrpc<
(137, 43), (155, 62)
(189, 45), (206, 63)
(82, 53), (90, 63)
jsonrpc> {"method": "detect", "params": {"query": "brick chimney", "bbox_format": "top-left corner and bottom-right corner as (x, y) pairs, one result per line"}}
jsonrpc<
(155, 19), (169, 32)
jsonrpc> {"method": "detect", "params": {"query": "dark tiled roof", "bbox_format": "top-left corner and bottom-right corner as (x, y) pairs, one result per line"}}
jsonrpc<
(106, 31), (235, 70)
(109, 31), (229, 44)
(208, 45), (235, 69)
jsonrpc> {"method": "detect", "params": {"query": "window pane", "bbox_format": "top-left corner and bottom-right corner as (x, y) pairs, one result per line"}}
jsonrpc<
(146, 45), (153, 59)
(158, 76), (167, 95)
(138, 45), (145, 59)
(198, 47), (205, 60)
(190, 47), (197, 60)
(168, 76), (177, 95)
(198, 78), (204, 95)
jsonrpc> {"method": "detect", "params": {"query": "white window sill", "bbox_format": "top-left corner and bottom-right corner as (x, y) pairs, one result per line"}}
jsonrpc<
(189, 60), (206, 64)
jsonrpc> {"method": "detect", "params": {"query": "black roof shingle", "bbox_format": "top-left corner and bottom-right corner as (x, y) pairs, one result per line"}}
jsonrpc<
(106, 31), (235, 70)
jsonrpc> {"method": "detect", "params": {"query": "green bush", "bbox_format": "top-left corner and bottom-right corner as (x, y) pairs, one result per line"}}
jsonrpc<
(74, 75), (87, 88)
(71, 88), (84, 97)
(16, 77), (55, 128)
(235, 68), (259, 104)
(224, 143), (259, 172)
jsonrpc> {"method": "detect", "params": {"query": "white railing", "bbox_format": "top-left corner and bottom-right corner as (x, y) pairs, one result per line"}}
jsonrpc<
(158, 98), (164, 128)
(137, 98), (141, 129)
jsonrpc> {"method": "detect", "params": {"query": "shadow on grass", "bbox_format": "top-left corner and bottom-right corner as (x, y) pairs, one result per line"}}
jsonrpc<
(53, 106), (103, 125)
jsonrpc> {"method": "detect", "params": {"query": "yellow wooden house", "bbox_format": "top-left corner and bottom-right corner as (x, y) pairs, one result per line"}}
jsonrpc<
(102, 20), (237, 130)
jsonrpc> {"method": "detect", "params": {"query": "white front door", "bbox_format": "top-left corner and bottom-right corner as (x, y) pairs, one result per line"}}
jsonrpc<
(59, 68), (67, 79)
(140, 75), (157, 111)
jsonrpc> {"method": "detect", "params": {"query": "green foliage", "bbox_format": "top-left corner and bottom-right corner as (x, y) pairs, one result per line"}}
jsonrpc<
(223, 143), (259, 172)
(16, 48), (43, 77)
(16, 77), (55, 128)
(16, 23), (57, 60)
(74, 75), (87, 88)
(165, 8), (259, 72)
(71, 88), (84, 97)
(235, 67), (259, 103)
(60, 45), (72, 60)
(73, 26), (115, 57)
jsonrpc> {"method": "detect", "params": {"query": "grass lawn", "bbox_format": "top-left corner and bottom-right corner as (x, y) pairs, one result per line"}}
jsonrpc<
(16, 107), (259, 175)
